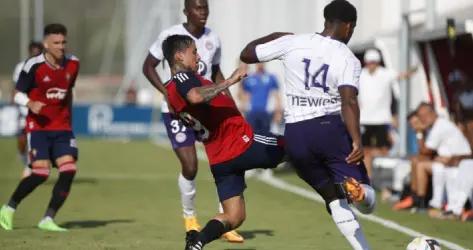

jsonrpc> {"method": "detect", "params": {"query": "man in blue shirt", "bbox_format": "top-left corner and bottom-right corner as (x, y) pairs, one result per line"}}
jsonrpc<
(239, 63), (281, 134)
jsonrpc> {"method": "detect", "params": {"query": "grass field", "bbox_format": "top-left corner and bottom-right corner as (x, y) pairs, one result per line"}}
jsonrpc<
(0, 138), (472, 250)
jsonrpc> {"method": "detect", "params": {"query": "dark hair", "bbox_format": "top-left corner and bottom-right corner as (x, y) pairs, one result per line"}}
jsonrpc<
(407, 110), (417, 120)
(184, 0), (192, 9)
(162, 35), (194, 66)
(28, 41), (43, 51)
(44, 23), (67, 37)
(324, 0), (357, 23)
(184, 0), (206, 10)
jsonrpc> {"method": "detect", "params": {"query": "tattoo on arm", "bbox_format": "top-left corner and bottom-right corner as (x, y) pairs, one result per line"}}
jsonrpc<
(194, 81), (231, 103)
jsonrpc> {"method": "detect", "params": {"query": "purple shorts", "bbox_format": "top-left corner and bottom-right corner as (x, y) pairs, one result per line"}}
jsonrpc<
(284, 115), (370, 189)
(162, 113), (196, 149)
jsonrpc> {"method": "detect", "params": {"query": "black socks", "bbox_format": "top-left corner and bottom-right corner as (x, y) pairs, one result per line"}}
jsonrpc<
(8, 173), (48, 209)
(45, 171), (75, 218)
(198, 219), (227, 246)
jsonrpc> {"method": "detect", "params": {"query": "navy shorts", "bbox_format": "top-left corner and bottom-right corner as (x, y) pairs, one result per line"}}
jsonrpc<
(210, 133), (285, 202)
(162, 112), (196, 149)
(27, 130), (78, 165)
(284, 115), (370, 190)
(246, 111), (272, 134)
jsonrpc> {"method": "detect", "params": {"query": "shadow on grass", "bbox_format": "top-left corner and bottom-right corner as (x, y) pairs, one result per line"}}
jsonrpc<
(237, 229), (274, 240)
(44, 177), (98, 186)
(60, 219), (134, 229)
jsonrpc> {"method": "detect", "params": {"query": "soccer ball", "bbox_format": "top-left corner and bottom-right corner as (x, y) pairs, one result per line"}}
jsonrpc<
(406, 236), (441, 250)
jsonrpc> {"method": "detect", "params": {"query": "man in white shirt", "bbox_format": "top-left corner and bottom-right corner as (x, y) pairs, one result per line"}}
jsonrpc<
(142, 0), (243, 243)
(241, 1), (375, 249)
(413, 103), (471, 215)
(359, 49), (416, 175)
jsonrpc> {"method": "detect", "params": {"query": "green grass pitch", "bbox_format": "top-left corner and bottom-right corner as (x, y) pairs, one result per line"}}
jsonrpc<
(0, 138), (471, 249)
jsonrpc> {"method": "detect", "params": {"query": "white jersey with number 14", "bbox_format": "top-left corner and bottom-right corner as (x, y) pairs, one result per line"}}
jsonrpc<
(255, 33), (361, 124)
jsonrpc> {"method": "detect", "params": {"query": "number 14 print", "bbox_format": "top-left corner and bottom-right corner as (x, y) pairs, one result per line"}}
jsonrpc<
(302, 58), (329, 92)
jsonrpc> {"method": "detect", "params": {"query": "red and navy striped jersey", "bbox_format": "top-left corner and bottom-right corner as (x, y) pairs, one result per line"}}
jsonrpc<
(166, 71), (254, 165)
(16, 53), (79, 132)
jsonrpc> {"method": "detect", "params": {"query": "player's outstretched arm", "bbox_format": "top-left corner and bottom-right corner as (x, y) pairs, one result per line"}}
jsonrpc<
(397, 65), (418, 81)
(240, 32), (293, 63)
(339, 86), (363, 164)
(186, 67), (247, 104)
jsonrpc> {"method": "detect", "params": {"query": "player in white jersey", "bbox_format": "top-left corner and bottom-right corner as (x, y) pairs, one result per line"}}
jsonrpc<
(12, 41), (43, 178)
(142, 0), (243, 243)
(241, 1), (375, 249)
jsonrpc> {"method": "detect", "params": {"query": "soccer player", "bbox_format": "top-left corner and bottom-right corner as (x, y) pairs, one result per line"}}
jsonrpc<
(142, 0), (243, 242)
(240, 1), (376, 249)
(160, 34), (285, 250)
(12, 41), (44, 178)
(0, 23), (79, 232)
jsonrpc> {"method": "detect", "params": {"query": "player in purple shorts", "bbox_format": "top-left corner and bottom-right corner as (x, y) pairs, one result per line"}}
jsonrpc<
(241, 1), (376, 249)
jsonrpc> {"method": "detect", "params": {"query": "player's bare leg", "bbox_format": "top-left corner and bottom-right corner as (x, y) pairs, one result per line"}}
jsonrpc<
(185, 195), (245, 249)
(363, 147), (389, 177)
(1, 160), (50, 230)
(218, 202), (244, 243)
(38, 155), (76, 232)
(176, 145), (244, 242)
(414, 161), (433, 211)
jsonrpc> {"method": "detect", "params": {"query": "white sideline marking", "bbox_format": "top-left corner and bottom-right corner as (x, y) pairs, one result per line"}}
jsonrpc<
(152, 139), (469, 250)
(256, 174), (469, 250)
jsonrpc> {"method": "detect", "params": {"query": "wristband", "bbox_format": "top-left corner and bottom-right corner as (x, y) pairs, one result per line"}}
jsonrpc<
(14, 92), (30, 106)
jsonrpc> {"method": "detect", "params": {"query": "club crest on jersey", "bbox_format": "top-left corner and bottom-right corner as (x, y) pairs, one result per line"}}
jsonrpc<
(66, 73), (71, 82)
(46, 87), (67, 100)
(175, 132), (187, 143)
(205, 41), (214, 50)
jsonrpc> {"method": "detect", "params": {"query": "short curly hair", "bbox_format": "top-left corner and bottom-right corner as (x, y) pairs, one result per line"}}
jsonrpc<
(324, 0), (357, 23)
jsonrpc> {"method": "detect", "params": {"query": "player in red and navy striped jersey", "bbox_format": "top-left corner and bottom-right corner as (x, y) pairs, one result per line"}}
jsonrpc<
(162, 35), (285, 250)
(0, 23), (79, 232)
